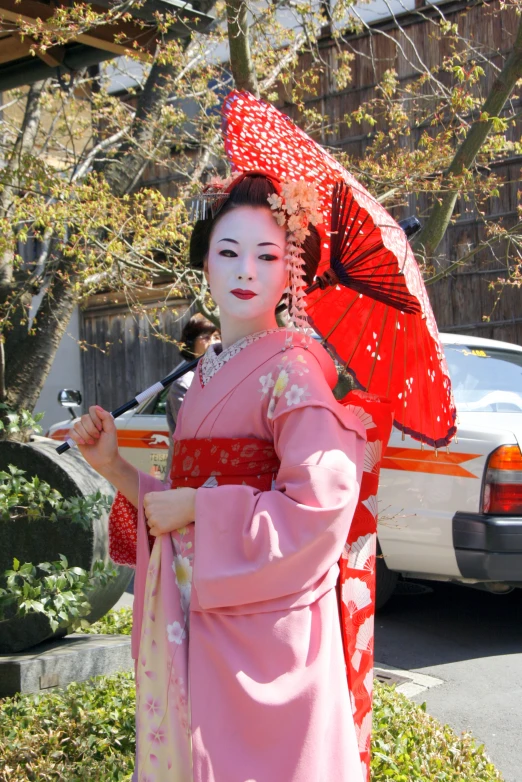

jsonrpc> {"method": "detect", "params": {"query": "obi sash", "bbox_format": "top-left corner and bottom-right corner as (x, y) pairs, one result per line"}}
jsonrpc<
(169, 437), (280, 491)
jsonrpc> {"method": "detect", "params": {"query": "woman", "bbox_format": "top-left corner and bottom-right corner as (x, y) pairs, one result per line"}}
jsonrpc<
(69, 172), (367, 782)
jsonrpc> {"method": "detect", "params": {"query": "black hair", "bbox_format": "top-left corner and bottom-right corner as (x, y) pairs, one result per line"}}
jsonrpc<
(180, 315), (219, 360)
(189, 173), (321, 287)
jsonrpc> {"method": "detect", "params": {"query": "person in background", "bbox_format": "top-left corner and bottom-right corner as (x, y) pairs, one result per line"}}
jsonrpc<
(165, 315), (220, 475)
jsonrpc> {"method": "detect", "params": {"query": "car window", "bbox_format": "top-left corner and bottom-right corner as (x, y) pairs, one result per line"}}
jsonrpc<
(445, 345), (522, 412)
(151, 387), (169, 416)
(136, 386), (169, 416)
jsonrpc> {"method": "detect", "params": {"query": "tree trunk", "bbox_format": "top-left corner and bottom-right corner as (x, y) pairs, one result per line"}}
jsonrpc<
(0, 82), (47, 421)
(226, 0), (259, 97)
(5, 0), (261, 416)
(413, 15), (522, 260)
(4, 261), (80, 414)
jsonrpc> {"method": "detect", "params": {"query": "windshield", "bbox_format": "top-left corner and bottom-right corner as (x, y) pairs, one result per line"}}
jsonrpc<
(445, 345), (522, 413)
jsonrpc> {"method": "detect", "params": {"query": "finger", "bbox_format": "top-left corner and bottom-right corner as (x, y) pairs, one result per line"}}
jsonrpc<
(73, 422), (96, 445)
(87, 406), (103, 432)
(143, 491), (162, 510)
(68, 428), (86, 446)
(80, 414), (100, 440)
(93, 406), (116, 434)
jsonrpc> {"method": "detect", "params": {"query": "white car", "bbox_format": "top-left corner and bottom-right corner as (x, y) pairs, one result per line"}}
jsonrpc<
(49, 333), (522, 607)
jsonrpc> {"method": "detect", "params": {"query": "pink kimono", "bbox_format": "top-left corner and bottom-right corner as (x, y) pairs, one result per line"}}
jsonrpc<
(110, 328), (368, 782)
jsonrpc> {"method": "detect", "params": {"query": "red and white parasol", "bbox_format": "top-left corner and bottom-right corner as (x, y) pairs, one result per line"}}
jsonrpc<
(222, 90), (456, 448)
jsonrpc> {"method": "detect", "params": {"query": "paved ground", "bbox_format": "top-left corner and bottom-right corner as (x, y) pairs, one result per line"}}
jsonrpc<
(374, 581), (522, 782)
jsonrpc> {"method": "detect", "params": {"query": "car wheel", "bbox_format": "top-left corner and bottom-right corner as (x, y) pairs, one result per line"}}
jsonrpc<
(376, 540), (399, 610)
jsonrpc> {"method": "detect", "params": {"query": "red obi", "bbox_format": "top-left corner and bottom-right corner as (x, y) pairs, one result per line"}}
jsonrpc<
(108, 437), (280, 567)
(170, 437), (279, 491)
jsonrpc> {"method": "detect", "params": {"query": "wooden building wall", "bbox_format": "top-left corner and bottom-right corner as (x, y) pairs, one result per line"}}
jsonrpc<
(80, 291), (191, 411)
(285, 0), (522, 345)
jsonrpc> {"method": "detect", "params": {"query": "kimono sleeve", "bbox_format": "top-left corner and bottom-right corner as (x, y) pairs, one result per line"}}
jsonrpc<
(108, 471), (166, 567)
(193, 390), (366, 610)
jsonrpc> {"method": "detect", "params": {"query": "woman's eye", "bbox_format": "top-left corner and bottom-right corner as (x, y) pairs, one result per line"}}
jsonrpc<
(218, 250), (238, 258)
(259, 254), (278, 262)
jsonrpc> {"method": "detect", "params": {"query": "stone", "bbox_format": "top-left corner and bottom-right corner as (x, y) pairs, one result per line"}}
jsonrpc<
(0, 633), (133, 697)
(0, 438), (133, 652)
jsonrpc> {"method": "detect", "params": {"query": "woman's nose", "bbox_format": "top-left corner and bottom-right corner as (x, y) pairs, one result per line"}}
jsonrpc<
(236, 251), (256, 280)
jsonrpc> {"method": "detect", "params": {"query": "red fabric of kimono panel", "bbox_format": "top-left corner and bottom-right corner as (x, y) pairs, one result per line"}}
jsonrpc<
(338, 390), (394, 782)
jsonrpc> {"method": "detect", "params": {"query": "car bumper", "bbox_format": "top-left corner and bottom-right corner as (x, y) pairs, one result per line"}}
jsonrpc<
(453, 511), (522, 581)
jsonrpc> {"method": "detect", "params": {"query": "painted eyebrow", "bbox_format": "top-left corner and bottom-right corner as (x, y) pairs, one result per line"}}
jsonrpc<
(216, 238), (282, 249)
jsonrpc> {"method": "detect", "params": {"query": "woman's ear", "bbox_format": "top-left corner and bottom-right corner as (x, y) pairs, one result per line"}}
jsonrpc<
(203, 255), (210, 285)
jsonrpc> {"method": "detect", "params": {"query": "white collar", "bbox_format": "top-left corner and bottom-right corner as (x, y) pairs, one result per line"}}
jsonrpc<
(199, 328), (285, 386)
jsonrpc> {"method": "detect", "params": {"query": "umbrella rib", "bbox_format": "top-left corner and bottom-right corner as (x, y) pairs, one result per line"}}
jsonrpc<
(340, 246), (418, 313)
(320, 290), (361, 342)
(331, 183), (352, 260)
(386, 310), (400, 399)
(344, 299), (378, 372)
(367, 306), (389, 389)
(340, 240), (386, 273)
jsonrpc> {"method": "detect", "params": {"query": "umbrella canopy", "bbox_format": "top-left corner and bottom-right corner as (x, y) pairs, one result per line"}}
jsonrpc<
(222, 90), (456, 448)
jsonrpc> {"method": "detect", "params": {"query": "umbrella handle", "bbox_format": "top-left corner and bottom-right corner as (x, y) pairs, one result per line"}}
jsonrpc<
(56, 356), (200, 455)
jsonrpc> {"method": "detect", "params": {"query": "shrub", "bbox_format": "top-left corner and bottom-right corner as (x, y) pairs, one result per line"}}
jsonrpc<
(371, 683), (503, 781)
(0, 465), (111, 529)
(0, 556), (118, 632)
(79, 605), (133, 636)
(0, 672), (135, 781)
(0, 466), (115, 633)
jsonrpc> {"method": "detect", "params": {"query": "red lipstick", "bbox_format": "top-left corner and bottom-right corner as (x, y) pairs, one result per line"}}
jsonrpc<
(231, 289), (257, 299)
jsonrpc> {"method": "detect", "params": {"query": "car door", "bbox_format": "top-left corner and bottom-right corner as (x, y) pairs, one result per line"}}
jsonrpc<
(116, 387), (171, 479)
(376, 339), (522, 580)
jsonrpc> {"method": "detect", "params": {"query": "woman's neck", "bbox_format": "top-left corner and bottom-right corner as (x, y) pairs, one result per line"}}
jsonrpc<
(219, 315), (280, 350)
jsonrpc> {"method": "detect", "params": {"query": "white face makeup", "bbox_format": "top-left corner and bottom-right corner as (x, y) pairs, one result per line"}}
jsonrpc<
(205, 206), (287, 327)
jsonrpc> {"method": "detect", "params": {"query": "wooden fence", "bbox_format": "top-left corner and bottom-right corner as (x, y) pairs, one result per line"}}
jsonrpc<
(80, 291), (191, 411)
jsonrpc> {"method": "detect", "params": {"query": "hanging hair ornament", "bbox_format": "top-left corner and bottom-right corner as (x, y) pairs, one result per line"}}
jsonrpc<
(267, 179), (323, 333)
(189, 175), (235, 221)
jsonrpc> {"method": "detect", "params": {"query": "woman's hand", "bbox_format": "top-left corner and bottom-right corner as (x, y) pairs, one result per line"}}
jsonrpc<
(69, 406), (119, 472)
(144, 488), (197, 537)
